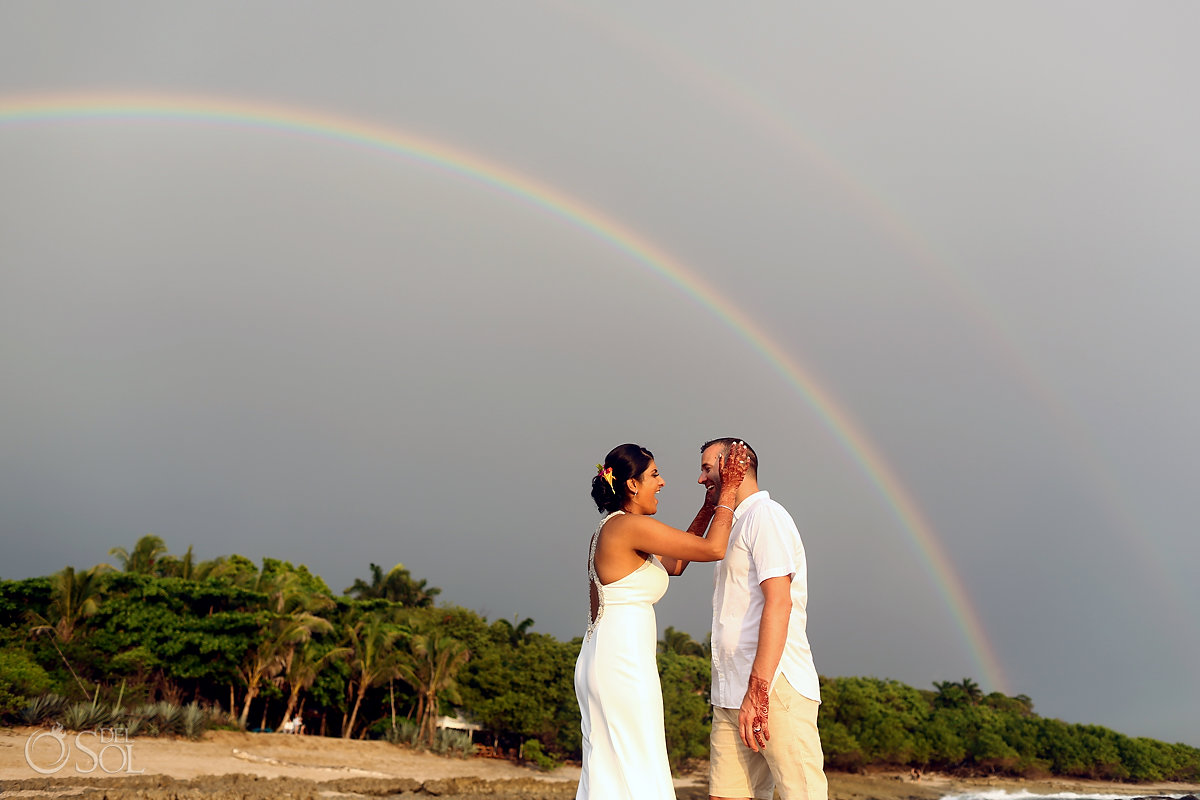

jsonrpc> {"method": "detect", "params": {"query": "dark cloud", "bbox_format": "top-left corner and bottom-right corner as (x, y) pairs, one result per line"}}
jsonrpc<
(1, 2), (1197, 746)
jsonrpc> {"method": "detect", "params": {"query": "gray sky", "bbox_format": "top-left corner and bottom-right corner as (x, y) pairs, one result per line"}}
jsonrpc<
(2, 3), (1197, 747)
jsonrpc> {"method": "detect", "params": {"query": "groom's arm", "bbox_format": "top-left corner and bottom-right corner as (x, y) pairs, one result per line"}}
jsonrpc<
(739, 575), (792, 751)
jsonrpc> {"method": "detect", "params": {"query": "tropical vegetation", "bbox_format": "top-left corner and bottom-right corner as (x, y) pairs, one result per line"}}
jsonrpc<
(1, 537), (1197, 781)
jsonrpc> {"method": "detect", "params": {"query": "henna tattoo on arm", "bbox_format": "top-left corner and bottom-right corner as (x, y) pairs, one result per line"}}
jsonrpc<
(749, 674), (770, 746)
(686, 502), (716, 536)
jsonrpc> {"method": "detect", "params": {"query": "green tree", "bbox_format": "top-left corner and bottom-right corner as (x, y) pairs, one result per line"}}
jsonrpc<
(394, 612), (471, 746)
(0, 577), (52, 630)
(459, 624), (579, 755)
(657, 650), (711, 772)
(0, 649), (52, 715)
(658, 626), (705, 657)
(27, 565), (107, 645)
(237, 571), (334, 728)
(818, 720), (865, 770)
(933, 679), (971, 709)
(984, 691), (1036, 716)
(341, 610), (405, 738)
(155, 545), (197, 579)
(88, 573), (264, 701)
(344, 563), (441, 607)
(918, 707), (969, 767)
(819, 677), (927, 765)
(969, 724), (1021, 772)
(155, 545), (225, 581)
(278, 638), (348, 732)
(6, 556), (1200, 780)
(26, 565), (110, 699)
(495, 616), (536, 646)
(109, 535), (169, 575)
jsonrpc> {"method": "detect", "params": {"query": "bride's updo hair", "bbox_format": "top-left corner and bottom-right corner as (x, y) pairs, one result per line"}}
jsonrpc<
(592, 443), (654, 514)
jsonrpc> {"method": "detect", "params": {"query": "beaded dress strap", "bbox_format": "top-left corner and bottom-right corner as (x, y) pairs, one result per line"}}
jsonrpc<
(586, 510), (623, 641)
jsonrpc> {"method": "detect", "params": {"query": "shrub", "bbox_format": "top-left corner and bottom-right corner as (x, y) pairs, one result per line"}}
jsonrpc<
(0, 651), (53, 716)
(385, 718), (422, 747)
(19, 694), (69, 726)
(521, 739), (558, 771)
(151, 701), (184, 735)
(129, 701), (186, 737)
(61, 699), (114, 731)
(203, 706), (241, 732)
(121, 714), (144, 737)
(435, 728), (476, 758)
(657, 651), (711, 773)
(181, 702), (206, 740)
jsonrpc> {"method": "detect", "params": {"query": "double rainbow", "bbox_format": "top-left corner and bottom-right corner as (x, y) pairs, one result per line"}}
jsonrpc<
(0, 91), (1008, 691)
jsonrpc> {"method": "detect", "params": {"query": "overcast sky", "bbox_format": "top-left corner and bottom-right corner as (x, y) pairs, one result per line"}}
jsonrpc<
(2, 3), (1197, 747)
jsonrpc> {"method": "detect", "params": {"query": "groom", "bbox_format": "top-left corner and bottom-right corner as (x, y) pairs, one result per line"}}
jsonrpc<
(697, 438), (827, 800)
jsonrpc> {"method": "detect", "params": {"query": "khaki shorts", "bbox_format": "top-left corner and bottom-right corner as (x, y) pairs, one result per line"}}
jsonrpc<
(709, 675), (827, 800)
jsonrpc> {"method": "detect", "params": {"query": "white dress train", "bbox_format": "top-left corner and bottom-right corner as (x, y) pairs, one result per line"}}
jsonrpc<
(574, 511), (676, 800)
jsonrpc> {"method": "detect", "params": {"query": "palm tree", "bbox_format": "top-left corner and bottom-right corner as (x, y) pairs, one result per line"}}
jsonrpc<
(203, 554), (258, 585)
(932, 680), (969, 709)
(394, 618), (471, 747)
(109, 534), (168, 575)
(658, 626), (705, 657)
(236, 571), (334, 728)
(157, 545), (221, 580)
(933, 678), (985, 709)
(959, 677), (984, 705)
(344, 562), (386, 599)
(29, 565), (107, 644)
(495, 616), (535, 646)
(397, 574), (441, 608)
(238, 610), (333, 728)
(344, 562), (442, 607)
(27, 565), (110, 699)
(277, 639), (349, 732)
(341, 611), (405, 738)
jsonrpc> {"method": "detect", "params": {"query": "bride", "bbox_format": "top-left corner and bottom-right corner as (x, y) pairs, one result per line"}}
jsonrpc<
(575, 441), (748, 799)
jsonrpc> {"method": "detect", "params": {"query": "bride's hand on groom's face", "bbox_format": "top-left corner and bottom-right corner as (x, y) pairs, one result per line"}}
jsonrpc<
(719, 441), (750, 488)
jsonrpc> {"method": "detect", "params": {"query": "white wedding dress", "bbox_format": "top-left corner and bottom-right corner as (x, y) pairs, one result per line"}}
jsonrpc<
(574, 511), (676, 800)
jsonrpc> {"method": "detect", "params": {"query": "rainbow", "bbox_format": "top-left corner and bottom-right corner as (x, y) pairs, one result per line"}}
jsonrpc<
(549, 4), (1195, 644)
(0, 91), (1009, 691)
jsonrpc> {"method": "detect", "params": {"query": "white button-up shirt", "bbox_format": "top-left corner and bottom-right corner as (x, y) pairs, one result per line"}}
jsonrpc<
(710, 491), (821, 708)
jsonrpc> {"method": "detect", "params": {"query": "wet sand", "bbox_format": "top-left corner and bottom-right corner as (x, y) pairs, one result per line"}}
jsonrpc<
(2, 726), (1196, 799)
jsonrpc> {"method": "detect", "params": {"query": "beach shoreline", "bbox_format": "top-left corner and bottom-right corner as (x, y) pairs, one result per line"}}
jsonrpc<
(2, 726), (1196, 799)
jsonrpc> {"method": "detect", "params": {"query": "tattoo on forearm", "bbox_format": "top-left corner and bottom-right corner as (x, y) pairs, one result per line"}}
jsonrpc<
(686, 505), (715, 536)
(749, 675), (769, 735)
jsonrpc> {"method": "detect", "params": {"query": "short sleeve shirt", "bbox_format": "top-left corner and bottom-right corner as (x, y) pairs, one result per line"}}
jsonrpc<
(710, 491), (820, 708)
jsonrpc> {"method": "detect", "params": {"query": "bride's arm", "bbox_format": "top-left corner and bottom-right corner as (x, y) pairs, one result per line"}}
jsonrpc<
(659, 501), (716, 576)
(611, 442), (748, 566)
(608, 504), (733, 564)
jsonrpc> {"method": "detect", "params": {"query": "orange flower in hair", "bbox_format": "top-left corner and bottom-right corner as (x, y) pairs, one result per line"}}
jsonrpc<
(595, 463), (616, 493)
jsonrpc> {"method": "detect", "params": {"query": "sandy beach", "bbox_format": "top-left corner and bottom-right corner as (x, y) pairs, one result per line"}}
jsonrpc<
(1, 726), (1196, 799)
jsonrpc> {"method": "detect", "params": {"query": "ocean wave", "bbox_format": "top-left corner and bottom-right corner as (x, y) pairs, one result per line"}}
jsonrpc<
(941, 791), (1193, 800)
